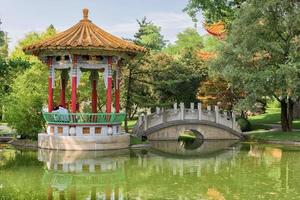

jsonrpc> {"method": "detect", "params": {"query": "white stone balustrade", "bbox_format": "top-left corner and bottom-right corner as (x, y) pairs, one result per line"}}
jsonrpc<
(137, 103), (241, 133)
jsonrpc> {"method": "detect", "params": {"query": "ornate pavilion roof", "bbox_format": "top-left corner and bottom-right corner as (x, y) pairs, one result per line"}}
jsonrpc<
(23, 8), (146, 57)
(198, 22), (226, 61)
(204, 22), (226, 39)
(197, 51), (217, 61)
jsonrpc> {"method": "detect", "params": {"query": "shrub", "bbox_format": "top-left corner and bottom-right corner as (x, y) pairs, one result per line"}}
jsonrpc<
(4, 63), (47, 139)
(237, 117), (252, 132)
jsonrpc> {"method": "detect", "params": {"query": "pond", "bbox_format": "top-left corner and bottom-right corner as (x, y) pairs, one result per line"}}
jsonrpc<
(0, 141), (300, 200)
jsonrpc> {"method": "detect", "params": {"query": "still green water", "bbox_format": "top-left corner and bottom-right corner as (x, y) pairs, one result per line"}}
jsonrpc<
(0, 141), (300, 200)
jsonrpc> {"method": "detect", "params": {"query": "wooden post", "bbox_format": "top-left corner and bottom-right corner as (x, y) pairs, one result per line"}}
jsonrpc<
(106, 57), (113, 113)
(47, 56), (53, 112)
(71, 55), (78, 113)
(90, 70), (98, 113)
(92, 79), (97, 113)
(115, 61), (121, 113)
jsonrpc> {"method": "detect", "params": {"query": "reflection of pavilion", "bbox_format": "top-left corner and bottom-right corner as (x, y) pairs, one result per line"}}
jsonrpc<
(38, 149), (129, 200)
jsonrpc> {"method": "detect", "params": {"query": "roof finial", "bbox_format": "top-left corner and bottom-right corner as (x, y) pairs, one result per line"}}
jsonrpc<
(83, 8), (89, 20)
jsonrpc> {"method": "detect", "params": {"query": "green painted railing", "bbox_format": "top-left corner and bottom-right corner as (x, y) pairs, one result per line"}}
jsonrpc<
(43, 112), (126, 125)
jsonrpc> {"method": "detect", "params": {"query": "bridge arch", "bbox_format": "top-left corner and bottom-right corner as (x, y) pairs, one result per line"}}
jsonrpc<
(134, 103), (244, 141)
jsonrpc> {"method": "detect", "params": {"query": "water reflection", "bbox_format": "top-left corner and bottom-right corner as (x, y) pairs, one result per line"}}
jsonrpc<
(38, 150), (129, 199)
(1, 142), (300, 199)
(149, 139), (239, 157)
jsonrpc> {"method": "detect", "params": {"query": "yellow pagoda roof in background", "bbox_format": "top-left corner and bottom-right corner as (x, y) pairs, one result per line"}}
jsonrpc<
(23, 8), (146, 56)
(197, 50), (217, 61)
(204, 22), (226, 39)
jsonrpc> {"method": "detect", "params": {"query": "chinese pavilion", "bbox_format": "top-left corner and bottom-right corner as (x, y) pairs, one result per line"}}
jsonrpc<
(197, 21), (226, 61)
(23, 9), (146, 150)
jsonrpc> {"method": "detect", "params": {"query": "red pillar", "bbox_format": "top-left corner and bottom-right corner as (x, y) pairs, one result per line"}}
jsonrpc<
(71, 55), (78, 113)
(106, 57), (113, 113)
(60, 75), (66, 107)
(47, 57), (53, 112)
(115, 62), (121, 113)
(92, 79), (97, 113)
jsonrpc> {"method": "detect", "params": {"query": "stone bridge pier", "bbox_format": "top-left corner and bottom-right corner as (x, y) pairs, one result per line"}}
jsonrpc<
(134, 103), (243, 140)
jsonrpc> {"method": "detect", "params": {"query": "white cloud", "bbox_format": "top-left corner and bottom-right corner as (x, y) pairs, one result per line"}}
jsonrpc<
(6, 12), (206, 52)
(105, 12), (206, 44)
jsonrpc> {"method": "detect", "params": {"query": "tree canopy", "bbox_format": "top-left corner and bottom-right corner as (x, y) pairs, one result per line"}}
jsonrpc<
(134, 17), (167, 50)
(210, 0), (300, 131)
(184, 0), (246, 24)
(164, 28), (203, 55)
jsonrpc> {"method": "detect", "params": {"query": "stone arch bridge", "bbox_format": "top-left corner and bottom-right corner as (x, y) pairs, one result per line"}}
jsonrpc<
(134, 103), (243, 140)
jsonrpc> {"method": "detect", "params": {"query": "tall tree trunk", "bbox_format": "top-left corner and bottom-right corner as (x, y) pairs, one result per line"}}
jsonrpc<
(281, 99), (294, 132)
(124, 69), (132, 133)
(281, 100), (289, 132)
(287, 98), (294, 132)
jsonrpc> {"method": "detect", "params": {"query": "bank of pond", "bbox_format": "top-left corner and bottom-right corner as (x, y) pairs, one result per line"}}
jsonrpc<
(1, 140), (300, 200)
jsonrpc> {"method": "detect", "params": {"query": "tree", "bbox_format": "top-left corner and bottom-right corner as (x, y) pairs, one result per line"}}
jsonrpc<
(0, 20), (8, 58)
(211, 0), (300, 131)
(4, 63), (48, 139)
(184, 0), (246, 24)
(134, 17), (167, 50)
(164, 28), (203, 55)
(3, 26), (56, 137)
(149, 50), (206, 105)
(123, 18), (167, 132)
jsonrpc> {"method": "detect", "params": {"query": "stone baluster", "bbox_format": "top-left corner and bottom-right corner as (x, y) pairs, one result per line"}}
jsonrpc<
(138, 114), (143, 127)
(232, 112), (236, 129)
(215, 105), (219, 123)
(190, 102), (195, 112)
(180, 102), (185, 120)
(156, 107), (160, 115)
(173, 102), (178, 112)
(207, 105), (211, 114)
(198, 103), (202, 120)
(143, 114), (148, 131)
(162, 107), (167, 123)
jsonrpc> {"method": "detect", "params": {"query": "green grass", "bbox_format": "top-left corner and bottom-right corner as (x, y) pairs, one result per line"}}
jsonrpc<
(248, 108), (280, 125)
(248, 107), (300, 130)
(249, 131), (300, 141)
(121, 119), (137, 133)
(250, 123), (272, 131)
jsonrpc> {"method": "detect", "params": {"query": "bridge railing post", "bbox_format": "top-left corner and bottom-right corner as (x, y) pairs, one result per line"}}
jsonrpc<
(190, 102), (195, 112)
(232, 112), (236, 129)
(156, 107), (160, 115)
(180, 102), (185, 120)
(215, 105), (219, 124)
(173, 103), (178, 112)
(198, 103), (202, 120)
(143, 113), (148, 131)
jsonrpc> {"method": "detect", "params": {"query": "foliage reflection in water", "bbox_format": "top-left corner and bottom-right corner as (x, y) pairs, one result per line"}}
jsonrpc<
(0, 141), (300, 199)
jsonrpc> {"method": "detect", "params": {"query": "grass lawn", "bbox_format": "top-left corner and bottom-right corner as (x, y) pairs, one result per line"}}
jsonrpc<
(248, 107), (300, 130)
(249, 130), (300, 141)
(121, 119), (137, 133)
(248, 108), (280, 125)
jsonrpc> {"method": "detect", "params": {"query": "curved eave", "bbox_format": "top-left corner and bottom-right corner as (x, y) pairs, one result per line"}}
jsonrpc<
(24, 46), (146, 59)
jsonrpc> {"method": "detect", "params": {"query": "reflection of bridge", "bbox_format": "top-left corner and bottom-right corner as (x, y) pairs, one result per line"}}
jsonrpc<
(134, 103), (243, 140)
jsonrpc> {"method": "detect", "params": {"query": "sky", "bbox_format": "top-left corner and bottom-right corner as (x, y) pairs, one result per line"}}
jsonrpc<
(0, 0), (205, 51)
